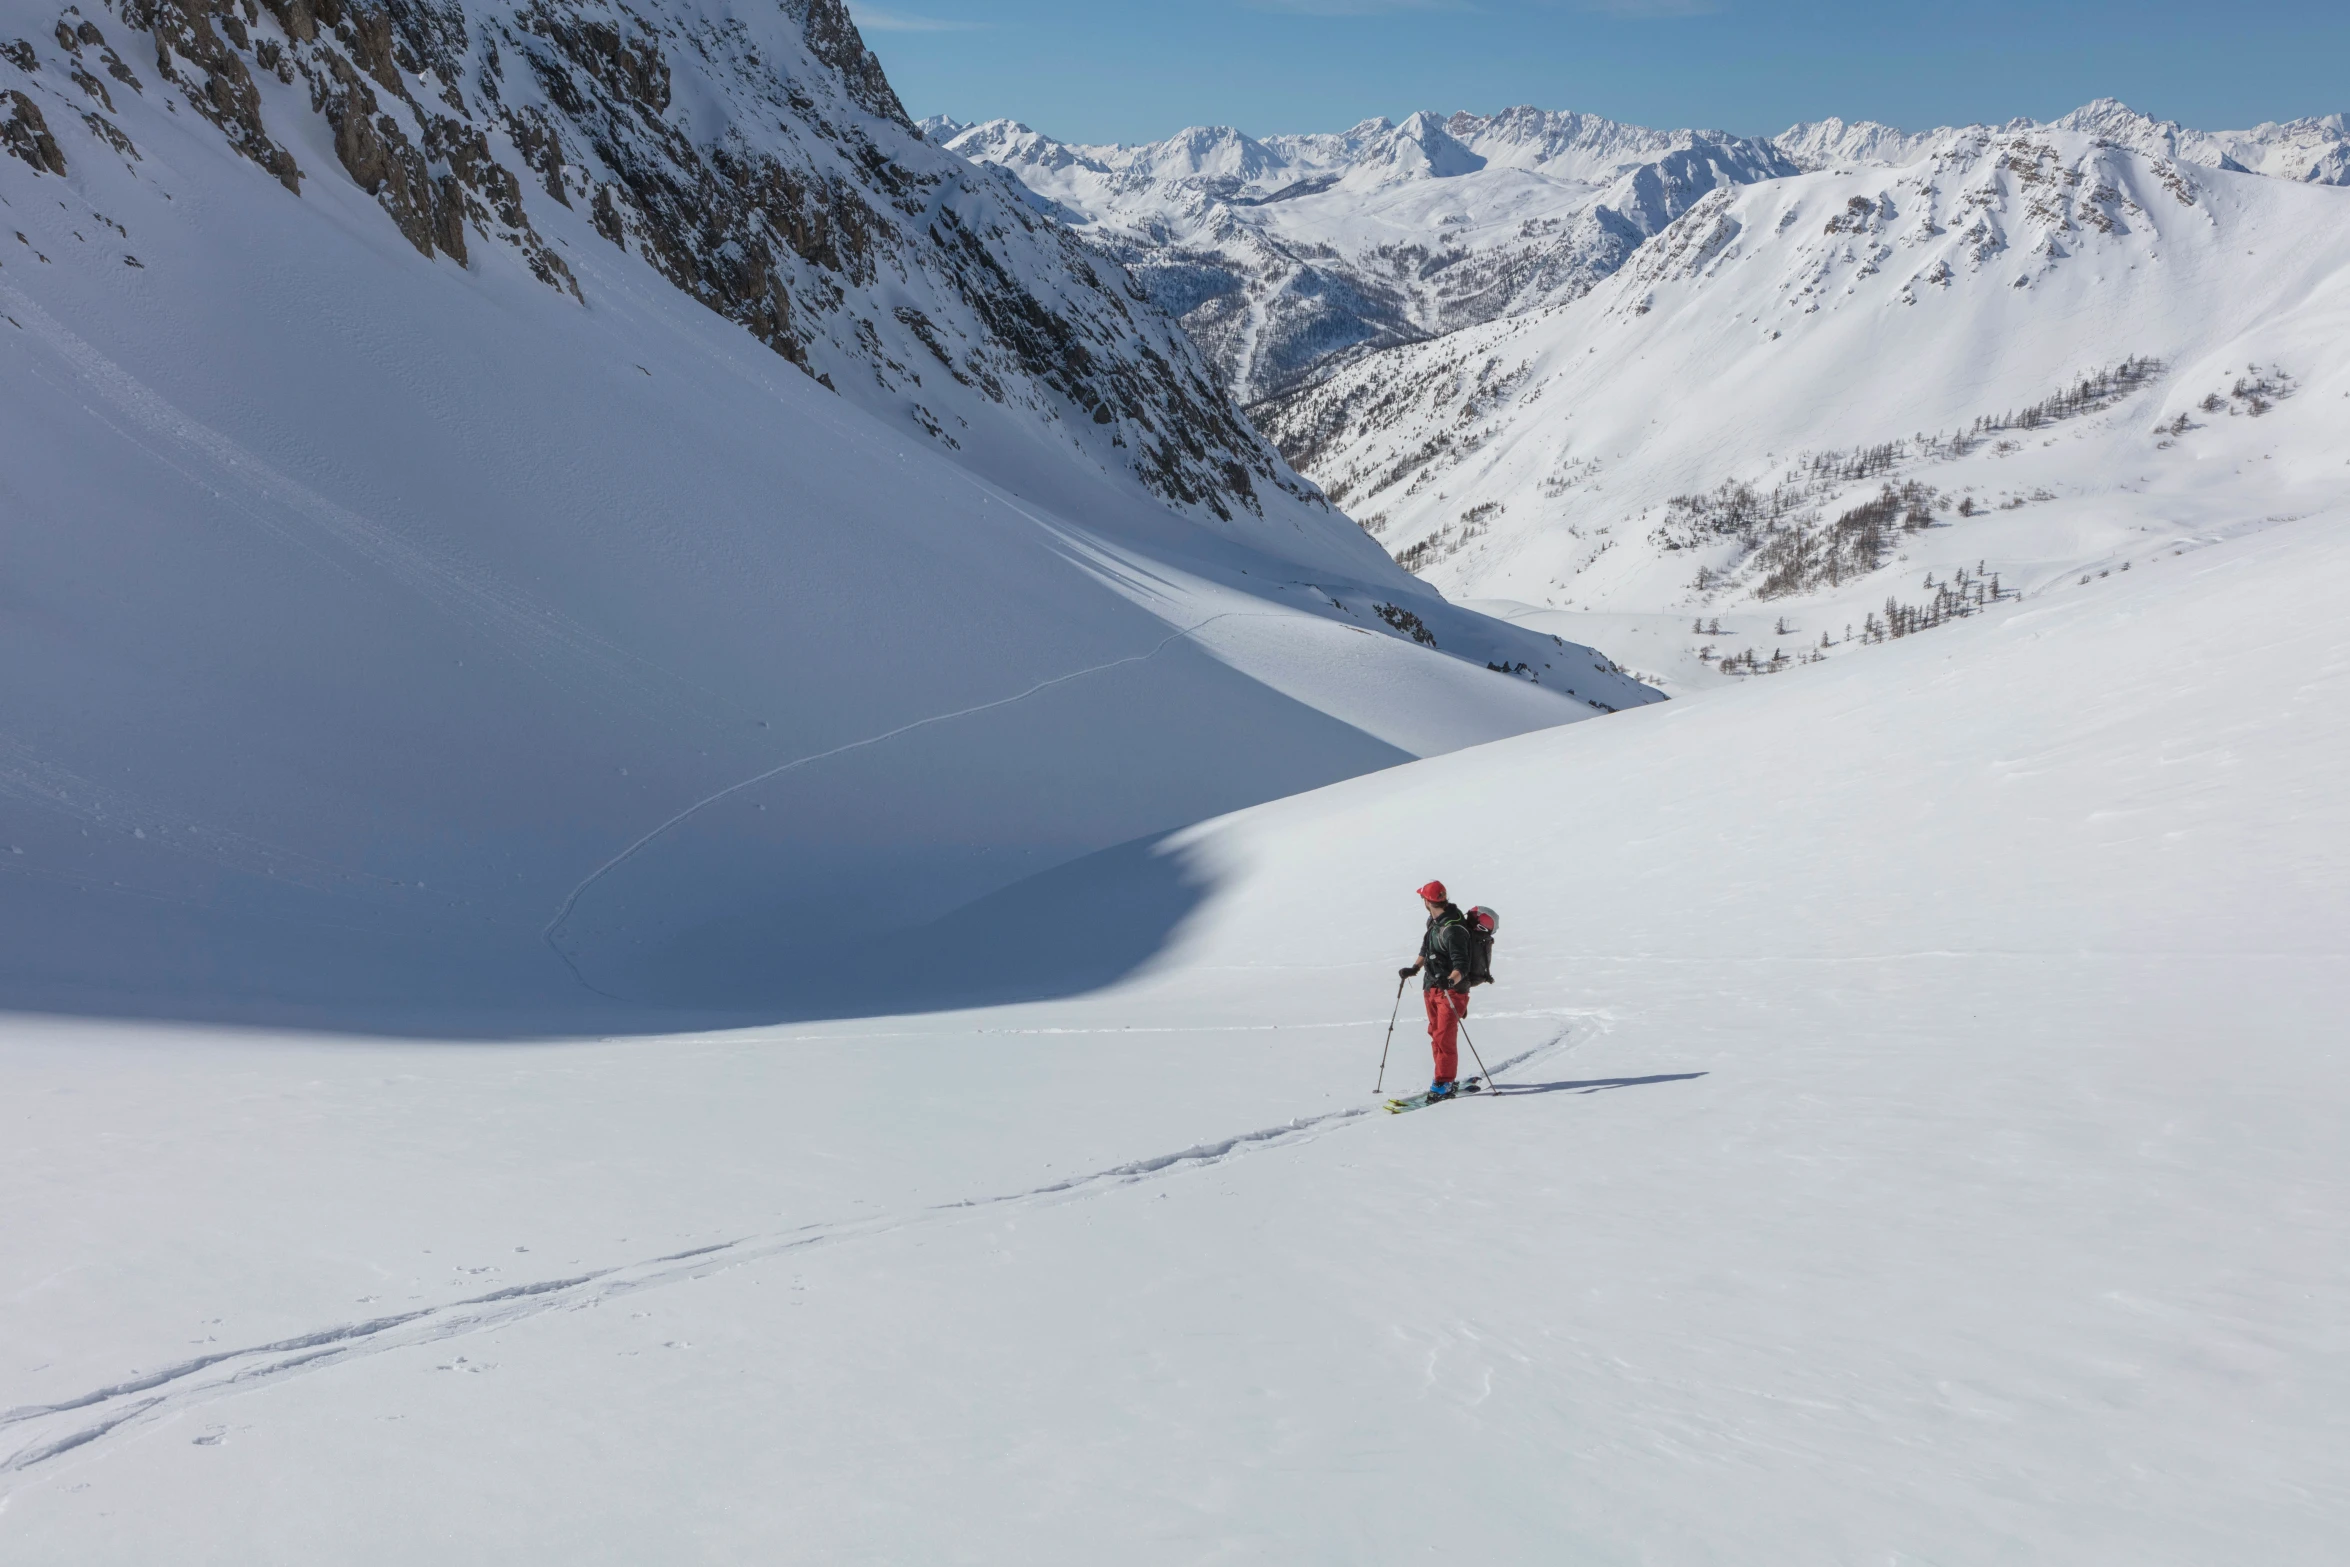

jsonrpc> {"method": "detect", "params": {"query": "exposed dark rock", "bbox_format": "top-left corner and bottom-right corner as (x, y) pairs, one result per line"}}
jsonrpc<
(255, 0), (320, 43)
(70, 62), (114, 110)
(316, 51), (440, 253)
(344, 6), (404, 94)
(138, 0), (302, 190)
(790, 0), (905, 131)
(81, 105), (139, 159)
(61, 19), (148, 91)
(423, 111), (578, 292)
(53, 0), (1302, 523)
(504, 102), (569, 203)
(2, 89), (65, 173)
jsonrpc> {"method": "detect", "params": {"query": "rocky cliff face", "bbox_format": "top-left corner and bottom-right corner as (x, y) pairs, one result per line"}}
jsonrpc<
(1, 0), (1313, 525)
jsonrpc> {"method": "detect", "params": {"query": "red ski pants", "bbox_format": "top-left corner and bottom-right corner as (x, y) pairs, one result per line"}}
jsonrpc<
(1423, 987), (1467, 1081)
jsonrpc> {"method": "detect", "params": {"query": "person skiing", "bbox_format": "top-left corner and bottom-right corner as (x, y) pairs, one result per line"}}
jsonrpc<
(1399, 880), (1474, 1100)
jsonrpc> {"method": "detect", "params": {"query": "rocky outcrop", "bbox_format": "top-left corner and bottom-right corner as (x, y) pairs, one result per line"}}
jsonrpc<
(438, 0), (1302, 520)
(1, 0), (1305, 527)
(49, 13), (146, 110)
(2, 85), (65, 172)
(317, 51), (450, 253)
(790, 0), (903, 130)
(128, 0), (301, 188)
(505, 0), (883, 366)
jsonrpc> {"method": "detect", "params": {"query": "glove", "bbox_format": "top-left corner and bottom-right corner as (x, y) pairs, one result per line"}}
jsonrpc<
(1398, 966), (1417, 980)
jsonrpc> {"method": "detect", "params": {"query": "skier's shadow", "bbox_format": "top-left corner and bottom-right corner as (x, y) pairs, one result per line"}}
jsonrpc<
(1487, 1072), (1707, 1096)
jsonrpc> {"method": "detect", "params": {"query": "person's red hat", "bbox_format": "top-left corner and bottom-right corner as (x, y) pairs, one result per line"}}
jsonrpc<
(1416, 880), (1447, 902)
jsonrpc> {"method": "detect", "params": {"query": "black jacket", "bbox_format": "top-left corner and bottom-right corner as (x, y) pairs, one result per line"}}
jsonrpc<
(1419, 906), (1474, 992)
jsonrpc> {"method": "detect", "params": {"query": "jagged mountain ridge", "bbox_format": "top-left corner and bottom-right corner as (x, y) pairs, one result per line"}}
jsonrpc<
(0, 0), (1335, 533)
(926, 107), (1795, 402)
(1777, 97), (2350, 187)
(924, 95), (2346, 409)
(1255, 124), (2350, 683)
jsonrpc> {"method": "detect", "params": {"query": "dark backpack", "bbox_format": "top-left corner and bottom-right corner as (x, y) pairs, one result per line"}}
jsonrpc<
(1461, 906), (1498, 986)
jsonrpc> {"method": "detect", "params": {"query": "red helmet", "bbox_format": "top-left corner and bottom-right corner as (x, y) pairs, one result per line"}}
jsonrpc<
(1416, 880), (1447, 902)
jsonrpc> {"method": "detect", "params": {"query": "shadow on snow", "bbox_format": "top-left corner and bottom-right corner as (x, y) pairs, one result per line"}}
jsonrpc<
(0, 831), (1215, 1041)
(1489, 1073), (1709, 1096)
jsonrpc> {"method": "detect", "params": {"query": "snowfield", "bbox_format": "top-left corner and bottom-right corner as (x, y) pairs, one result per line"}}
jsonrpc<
(4, 501), (2344, 1560)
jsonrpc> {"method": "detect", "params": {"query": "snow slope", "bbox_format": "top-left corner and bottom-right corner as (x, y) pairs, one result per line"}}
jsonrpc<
(934, 108), (1795, 401)
(2, 493), (2342, 1563)
(0, 0), (1657, 1033)
(1259, 125), (2350, 689)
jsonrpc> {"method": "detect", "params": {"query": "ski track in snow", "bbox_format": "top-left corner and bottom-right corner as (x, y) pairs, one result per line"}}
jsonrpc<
(538, 609), (1260, 994)
(0, 1028), (1584, 1482)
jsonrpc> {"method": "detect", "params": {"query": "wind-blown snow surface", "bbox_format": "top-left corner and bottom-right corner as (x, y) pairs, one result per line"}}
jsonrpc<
(3, 501), (2343, 1562)
(0, 0), (1656, 1032)
(1260, 126), (2350, 688)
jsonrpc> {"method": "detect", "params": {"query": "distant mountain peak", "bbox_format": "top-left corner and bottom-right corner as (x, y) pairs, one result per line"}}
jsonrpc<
(938, 102), (1791, 399)
(1773, 98), (2349, 185)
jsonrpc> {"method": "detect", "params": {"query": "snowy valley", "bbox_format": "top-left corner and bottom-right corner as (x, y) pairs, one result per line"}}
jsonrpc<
(2, 1), (2347, 1560)
(1256, 122), (2350, 691)
(0, 0), (1652, 1030)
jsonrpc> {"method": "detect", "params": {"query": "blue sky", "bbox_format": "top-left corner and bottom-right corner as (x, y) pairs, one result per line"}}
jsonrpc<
(850, 1), (2348, 145)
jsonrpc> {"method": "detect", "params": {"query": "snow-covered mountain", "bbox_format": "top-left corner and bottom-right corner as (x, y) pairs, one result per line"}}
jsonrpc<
(926, 96), (2345, 409)
(0, 0), (1656, 1029)
(1258, 125), (2350, 687)
(0, 0), (1382, 531)
(1768, 114), (1941, 172)
(930, 108), (1795, 401)
(1777, 97), (2350, 186)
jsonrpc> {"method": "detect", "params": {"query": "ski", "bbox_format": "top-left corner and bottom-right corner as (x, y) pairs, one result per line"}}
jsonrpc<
(1384, 1078), (1483, 1114)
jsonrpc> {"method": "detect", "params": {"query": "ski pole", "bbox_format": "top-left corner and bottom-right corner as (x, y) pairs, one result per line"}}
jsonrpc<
(1374, 973), (1407, 1094)
(1455, 1005), (1496, 1093)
